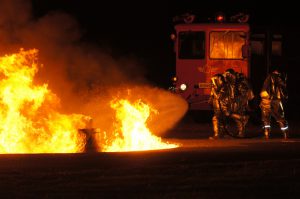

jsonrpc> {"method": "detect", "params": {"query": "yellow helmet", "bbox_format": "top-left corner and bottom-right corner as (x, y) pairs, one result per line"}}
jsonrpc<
(260, 91), (269, 98)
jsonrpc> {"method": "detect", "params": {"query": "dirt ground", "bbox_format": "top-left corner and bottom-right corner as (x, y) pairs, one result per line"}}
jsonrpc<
(1, 147), (300, 199)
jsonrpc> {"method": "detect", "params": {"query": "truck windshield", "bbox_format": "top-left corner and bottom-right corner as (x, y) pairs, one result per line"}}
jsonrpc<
(178, 31), (205, 59)
(210, 31), (246, 59)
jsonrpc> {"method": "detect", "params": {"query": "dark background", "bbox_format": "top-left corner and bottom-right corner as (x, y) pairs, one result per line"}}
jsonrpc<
(31, 0), (300, 119)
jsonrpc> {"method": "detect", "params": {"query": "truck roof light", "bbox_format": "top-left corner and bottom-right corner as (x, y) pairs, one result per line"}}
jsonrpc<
(215, 12), (225, 22)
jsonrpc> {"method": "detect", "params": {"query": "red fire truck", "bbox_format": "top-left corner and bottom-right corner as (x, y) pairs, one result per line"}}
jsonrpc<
(169, 12), (283, 111)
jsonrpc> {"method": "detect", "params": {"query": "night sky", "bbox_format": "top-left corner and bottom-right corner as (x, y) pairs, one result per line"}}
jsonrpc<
(30, 0), (300, 118)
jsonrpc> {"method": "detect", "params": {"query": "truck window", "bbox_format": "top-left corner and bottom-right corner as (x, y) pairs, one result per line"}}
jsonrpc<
(178, 31), (205, 59)
(210, 31), (246, 59)
(251, 33), (265, 56)
(272, 34), (282, 56)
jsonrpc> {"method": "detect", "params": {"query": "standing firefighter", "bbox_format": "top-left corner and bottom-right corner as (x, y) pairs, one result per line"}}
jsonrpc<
(260, 68), (289, 139)
(209, 74), (228, 139)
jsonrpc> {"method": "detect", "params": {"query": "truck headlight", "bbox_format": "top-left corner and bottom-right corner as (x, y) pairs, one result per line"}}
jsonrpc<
(172, 76), (177, 82)
(180, 83), (187, 91)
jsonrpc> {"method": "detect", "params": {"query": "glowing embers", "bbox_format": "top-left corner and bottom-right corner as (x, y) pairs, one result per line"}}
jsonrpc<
(101, 99), (178, 152)
(0, 49), (88, 153)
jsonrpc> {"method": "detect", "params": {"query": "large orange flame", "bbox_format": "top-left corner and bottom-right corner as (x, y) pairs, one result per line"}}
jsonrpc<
(0, 49), (180, 153)
(0, 49), (88, 153)
(101, 99), (178, 152)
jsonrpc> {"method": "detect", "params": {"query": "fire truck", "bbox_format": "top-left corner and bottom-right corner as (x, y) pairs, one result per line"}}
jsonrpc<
(169, 12), (283, 111)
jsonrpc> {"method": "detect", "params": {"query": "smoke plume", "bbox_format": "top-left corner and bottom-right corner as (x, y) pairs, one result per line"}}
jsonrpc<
(0, 0), (187, 135)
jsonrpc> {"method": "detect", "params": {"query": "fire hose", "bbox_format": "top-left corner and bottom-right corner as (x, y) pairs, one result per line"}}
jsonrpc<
(188, 97), (263, 138)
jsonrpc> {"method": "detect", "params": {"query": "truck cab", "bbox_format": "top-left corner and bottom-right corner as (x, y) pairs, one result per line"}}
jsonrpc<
(170, 13), (250, 110)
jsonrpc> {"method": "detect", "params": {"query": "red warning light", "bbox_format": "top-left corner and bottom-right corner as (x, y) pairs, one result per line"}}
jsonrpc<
(215, 12), (225, 23)
(216, 14), (224, 22)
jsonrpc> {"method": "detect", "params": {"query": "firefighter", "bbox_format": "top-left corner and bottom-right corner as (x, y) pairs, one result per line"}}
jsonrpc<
(223, 69), (252, 137)
(233, 72), (254, 137)
(223, 68), (242, 137)
(260, 68), (289, 139)
(208, 73), (228, 139)
(219, 69), (236, 118)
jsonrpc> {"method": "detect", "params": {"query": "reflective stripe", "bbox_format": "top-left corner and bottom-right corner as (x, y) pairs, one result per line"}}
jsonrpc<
(264, 125), (271, 129)
(281, 126), (288, 131)
(279, 102), (284, 111)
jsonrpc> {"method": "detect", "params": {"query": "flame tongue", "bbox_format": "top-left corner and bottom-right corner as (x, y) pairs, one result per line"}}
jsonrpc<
(0, 49), (87, 153)
(102, 99), (178, 152)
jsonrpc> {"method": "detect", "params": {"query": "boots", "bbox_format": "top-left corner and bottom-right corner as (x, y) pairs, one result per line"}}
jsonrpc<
(237, 115), (249, 138)
(282, 130), (289, 139)
(237, 121), (245, 138)
(210, 116), (222, 139)
(264, 127), (270, 139)
(280, 124), (289, 139)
